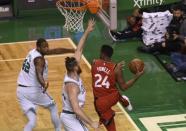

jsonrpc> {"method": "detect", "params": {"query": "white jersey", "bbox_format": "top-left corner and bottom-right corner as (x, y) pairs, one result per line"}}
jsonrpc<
(17, 49), (48, 87)
(62, 75), (86, 112)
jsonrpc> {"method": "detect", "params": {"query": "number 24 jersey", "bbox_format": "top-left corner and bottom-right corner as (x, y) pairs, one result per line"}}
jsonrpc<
(91, 59), (118, 98)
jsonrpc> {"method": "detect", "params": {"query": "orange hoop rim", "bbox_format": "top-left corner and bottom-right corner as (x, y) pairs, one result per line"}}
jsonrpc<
(56, 0), (88, 11)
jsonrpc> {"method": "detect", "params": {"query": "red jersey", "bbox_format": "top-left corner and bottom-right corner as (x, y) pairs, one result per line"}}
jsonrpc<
(91, 59), (118, 98)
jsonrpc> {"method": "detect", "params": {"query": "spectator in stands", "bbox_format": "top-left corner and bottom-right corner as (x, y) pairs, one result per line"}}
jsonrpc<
(181, 0), (186, 13)
(168, 4), (186, 41)
(167, 43), (186, 77)
(109, 8), (143, 41)
(138, 5), (186, 54)
(178, 18), (186, 41)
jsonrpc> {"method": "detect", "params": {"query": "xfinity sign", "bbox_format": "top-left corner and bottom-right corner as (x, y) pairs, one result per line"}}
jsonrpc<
(134, 0), (164, 8)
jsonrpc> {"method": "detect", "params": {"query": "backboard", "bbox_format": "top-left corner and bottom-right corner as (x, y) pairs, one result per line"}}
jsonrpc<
(97, 0), (117, 30)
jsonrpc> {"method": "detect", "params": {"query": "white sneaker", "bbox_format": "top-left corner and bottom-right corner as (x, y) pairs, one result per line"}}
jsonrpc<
(117, 31), (122, 35)
(122, 95), (133, 111)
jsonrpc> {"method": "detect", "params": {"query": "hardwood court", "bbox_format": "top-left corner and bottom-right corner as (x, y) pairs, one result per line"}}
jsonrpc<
(0, 38), (139, 131)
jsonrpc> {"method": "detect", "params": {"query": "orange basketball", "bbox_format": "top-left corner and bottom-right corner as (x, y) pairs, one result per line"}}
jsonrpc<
(87, 0), (100, 14)
(128, 58), (144, 74)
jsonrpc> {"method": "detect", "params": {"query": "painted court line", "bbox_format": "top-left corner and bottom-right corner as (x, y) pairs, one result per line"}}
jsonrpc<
(0, 38), (70, 45)
(140, 114), (186, 131)
(67, 38), (140, 131)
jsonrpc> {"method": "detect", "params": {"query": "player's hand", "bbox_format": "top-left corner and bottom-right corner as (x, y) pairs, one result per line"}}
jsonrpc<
(117, 61), (125, 70)
(173, 33), (178, 40)
(115, 61), (125, 74)
(86, 18), (96, 33)
(165, 32), (169, 39)
(43, 81), (49, 93)
(135, 67), (144, 77)
(91, 121), (99, 130)
(162, 42), (166, 47)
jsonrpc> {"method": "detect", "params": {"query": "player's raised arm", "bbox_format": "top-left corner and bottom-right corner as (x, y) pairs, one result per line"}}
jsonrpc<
(74, 18), (95, 63)
(115, 61), (144, 90)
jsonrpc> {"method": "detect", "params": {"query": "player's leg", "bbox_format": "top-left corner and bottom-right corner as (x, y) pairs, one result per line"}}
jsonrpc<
(34, 91), (61, 131)
(25, 89), (61, 131)
(24, 109), (37, 131)
(17, 87), (37, 131)
(48, 104), (61, 131)
(119, 95), (133, 111)
(94, 91), (119, 127)
(96, 91), (120, 112)
(103, 117), (116, 131)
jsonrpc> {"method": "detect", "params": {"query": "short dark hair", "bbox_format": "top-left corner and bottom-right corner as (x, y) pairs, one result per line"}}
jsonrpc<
(138, 9), (143, 15)
(36, 38), (47, 47)
(172, 4), (183, 12)
(101, 45), (113, 58)
(65, 57), (78, 72)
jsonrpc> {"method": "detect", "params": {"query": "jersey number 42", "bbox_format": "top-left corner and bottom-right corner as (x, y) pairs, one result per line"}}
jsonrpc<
(22, 59), (30, 73)
(94, 74), (110, 89)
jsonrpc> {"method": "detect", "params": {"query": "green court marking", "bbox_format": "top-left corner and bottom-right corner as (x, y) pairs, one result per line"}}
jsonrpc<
(158, 121), (186, 131)
(140, 114), (186, 131)
(158, 121), (186, 127)
(160, 124), (186, 131)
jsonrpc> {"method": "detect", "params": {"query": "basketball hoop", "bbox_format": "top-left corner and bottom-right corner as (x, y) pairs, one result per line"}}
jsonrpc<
(56, 0), (88, 32)
(56, 0), (101, 32)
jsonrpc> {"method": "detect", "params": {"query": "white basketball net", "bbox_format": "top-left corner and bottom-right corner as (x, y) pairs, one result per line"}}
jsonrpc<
(56, 1), (87, 32)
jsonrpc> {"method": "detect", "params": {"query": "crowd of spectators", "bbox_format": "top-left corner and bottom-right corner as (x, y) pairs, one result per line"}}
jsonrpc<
(109, 2), (186, 78)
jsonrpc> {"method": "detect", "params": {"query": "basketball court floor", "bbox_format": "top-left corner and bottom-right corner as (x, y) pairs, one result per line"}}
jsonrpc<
(0, 1), (186, 131)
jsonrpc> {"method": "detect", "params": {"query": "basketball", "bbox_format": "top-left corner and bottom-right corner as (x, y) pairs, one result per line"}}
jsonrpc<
(128, 58), (144, 74)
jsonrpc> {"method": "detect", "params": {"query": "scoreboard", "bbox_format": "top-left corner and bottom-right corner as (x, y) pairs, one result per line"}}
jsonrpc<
(16, 0), (56, 10)
(0, 0), (13, 19)
(14, 0), (57, 16)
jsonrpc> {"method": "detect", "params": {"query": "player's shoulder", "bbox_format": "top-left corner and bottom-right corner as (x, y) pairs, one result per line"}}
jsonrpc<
(92, 59), (100, 65)
(107, 60), (117, 67)
(30, 49), (42, 58)
(64, 75), (79, 84)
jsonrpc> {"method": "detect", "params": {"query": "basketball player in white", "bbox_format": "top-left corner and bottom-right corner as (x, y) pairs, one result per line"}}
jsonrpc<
(60, 19), (99, 131)
(17, 38), (75, 131)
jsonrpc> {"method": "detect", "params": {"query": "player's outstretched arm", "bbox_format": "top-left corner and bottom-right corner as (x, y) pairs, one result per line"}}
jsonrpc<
(74, 18), (95, 63)
(46, 48), (75, 55)
(66, 82), (99, 130)
(115, 61), (144, 90)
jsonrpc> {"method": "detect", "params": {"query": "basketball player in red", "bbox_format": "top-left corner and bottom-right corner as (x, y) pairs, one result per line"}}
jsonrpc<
(91, 45), (144, 131)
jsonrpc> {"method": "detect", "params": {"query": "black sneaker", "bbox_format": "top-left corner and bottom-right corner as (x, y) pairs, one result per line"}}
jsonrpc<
(137, 46), (152, 53)
(108, 30), (118, 42)
(153, 51), (160, 55)
(175, 71), (186, 78)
